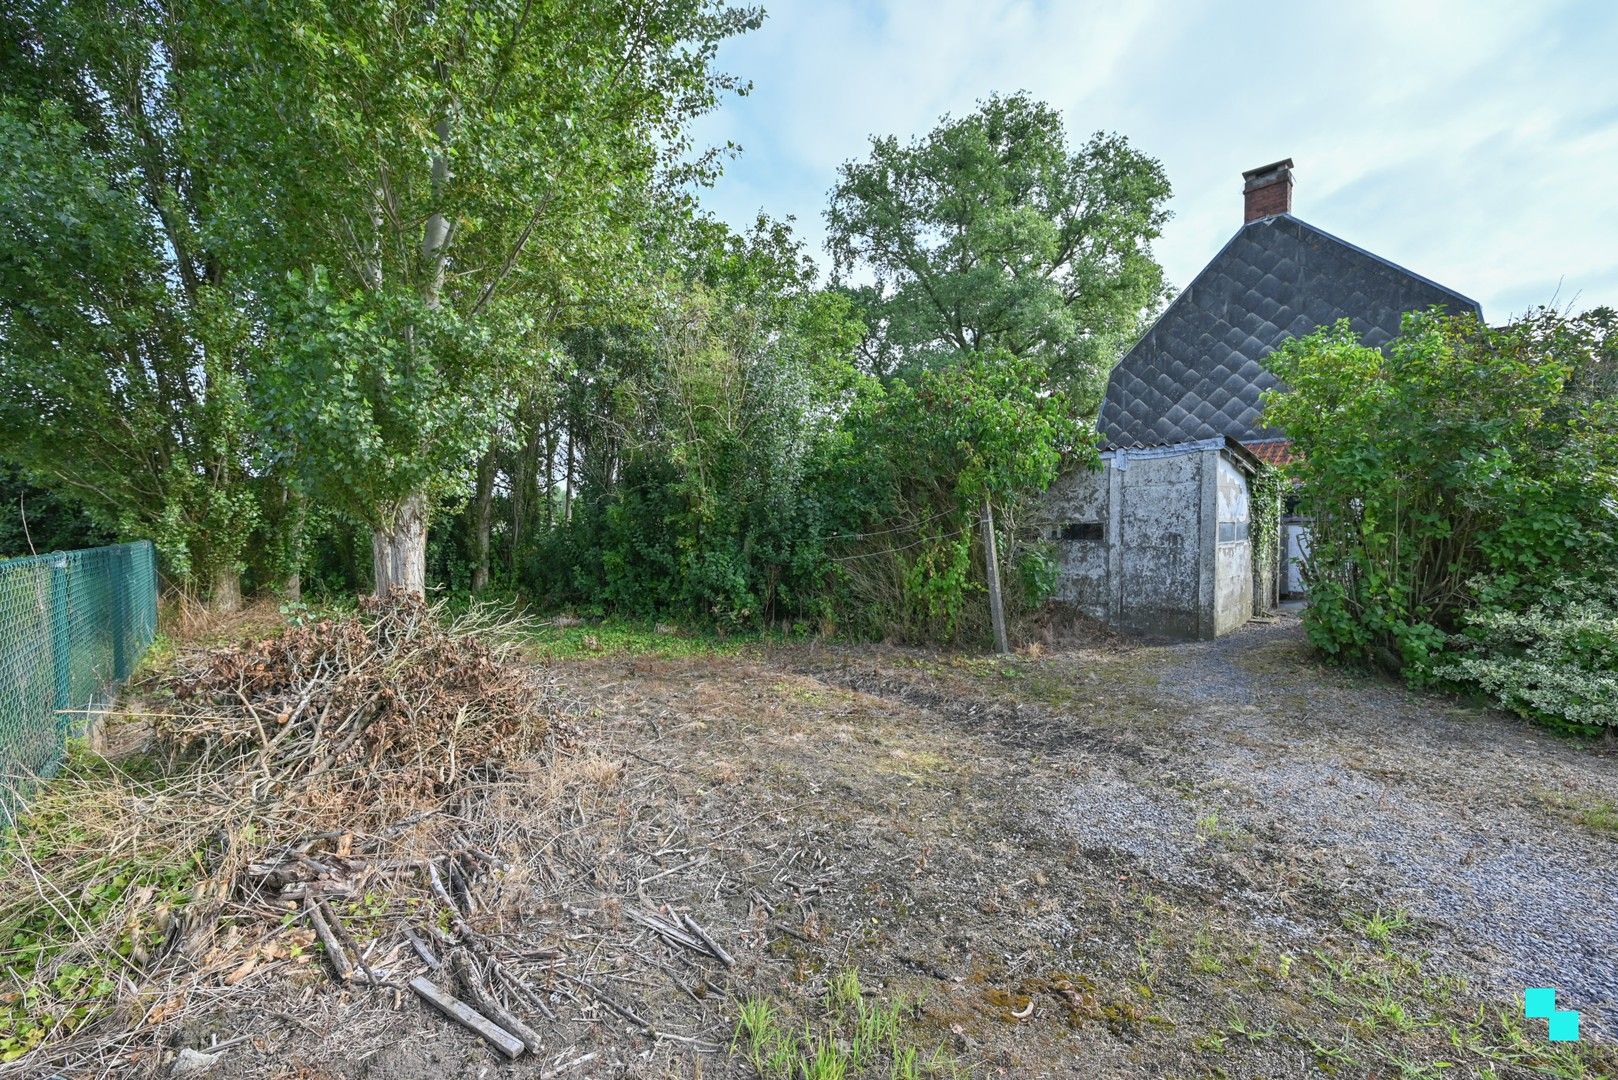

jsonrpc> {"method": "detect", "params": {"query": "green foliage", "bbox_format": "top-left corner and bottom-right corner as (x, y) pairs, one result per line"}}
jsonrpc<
(1435, 577), (1618, 730)
(528, 218), (866, 628)
(1249, 468), (1286, 610)
(2, 0), (760, 599)
(827, 91), (1171, 410)
(5, 12), (1135, 647)
(258, 272), (534, 530)
(0, 12), (266, 596)
(823, 351), (1091, 641)
(0, 466), (114, 559)
(1264, 307), (1618, 727)
(237, 0), (759, 585)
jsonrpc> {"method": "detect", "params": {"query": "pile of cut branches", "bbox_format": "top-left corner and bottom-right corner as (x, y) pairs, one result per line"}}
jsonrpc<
(2, 594), (625, 1075)
(159, 593), (554, 817)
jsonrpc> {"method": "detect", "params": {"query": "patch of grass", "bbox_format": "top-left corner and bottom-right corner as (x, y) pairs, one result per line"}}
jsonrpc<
(1292, 943), (1610, 1078)
(1342, 908), (1411, 946)
(1190, 931), (1225, 975)
(732, 970), (960, 1080)
(1534, 788), (1618, 839)
(1577, 800), (1618, 833)
(524, 616), (759, 659)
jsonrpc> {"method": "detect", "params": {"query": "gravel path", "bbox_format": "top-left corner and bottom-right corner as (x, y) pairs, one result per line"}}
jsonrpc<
(1060, 614), (1618, 1037)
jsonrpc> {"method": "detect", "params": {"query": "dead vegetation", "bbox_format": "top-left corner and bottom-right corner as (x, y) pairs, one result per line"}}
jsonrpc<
(0, 595), (747, 1077)
(6, 609), (1617, 1079)
(159, 596), (551, 818)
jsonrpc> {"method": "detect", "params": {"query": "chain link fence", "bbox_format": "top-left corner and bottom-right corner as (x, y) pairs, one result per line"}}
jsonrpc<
(1, 541), (158, 825)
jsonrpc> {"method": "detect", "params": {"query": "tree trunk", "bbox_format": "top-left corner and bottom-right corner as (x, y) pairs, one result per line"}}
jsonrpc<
(510, 416), (544, 573)
(981, 497), (1009, 655)
(211, 564), (243, 613)
(373, 494), (428, 597)
(471, 449), (496, 592)
(543, 422), (556, 530)
(562, 432), (575, 523)
(280, 482), (306, 603)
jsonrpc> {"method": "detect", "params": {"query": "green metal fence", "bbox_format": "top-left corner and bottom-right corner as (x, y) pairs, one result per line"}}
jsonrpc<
(1, 541), (158, 824)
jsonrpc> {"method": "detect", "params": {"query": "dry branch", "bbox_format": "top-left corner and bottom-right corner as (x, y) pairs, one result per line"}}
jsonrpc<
(409, 976), (526, 1059)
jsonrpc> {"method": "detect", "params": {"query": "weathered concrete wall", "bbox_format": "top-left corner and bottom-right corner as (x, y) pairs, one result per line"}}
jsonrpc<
(1041, 440), (1257, 640)
(1117, 452), (1203, 638)
(1042, 466), (1111, 618)
(1214, 455), (1253, 635)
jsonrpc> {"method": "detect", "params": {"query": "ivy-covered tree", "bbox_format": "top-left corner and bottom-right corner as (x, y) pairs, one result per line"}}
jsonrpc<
(0, 4), (265, 607)
(245, 0), (759, 595)
(826, 92), (1172, 409)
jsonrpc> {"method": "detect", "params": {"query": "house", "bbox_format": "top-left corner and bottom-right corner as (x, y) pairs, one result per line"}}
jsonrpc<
(1046, 159), (1480, 638)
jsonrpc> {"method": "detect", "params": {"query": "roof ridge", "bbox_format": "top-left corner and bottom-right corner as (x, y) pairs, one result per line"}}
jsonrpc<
(1269, 213), (1482, 315)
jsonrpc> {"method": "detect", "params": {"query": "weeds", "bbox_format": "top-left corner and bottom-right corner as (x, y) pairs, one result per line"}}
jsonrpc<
(1343, 908), (1411, 946)
(732, 971), (961, 1080)
(0, 748), (212, 1062)
(1532, 789), (1618, 838)
(525, 616), (760, 659)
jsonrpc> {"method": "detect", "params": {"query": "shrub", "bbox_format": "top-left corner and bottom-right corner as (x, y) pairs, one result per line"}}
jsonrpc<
(1436, 577), (1618, 730)
(1264, 307), (1618, 727)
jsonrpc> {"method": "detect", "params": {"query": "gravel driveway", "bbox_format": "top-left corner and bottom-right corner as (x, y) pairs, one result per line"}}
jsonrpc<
(1060, 614), (1618, 1038)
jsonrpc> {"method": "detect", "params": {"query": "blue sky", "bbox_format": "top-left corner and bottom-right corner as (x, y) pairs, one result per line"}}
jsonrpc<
(688, 0), (1618, 318)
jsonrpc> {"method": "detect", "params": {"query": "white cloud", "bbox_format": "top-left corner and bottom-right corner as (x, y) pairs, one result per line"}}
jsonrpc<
(690, 0), (1618, 317)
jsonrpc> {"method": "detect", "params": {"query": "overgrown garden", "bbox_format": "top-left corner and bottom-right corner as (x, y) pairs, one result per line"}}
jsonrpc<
(0, 5), (1170, 647)
(1265, 307), (1618, 729)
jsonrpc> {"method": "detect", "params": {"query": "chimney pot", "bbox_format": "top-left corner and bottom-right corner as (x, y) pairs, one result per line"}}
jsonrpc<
(1242, 158), (1294, 223)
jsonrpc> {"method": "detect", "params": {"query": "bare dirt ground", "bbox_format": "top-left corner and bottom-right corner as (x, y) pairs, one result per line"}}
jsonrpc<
(189, 612), (1615, 1080)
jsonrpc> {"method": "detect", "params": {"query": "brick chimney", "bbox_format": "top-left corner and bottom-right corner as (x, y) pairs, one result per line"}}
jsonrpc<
(1242, 158), (1294, 223)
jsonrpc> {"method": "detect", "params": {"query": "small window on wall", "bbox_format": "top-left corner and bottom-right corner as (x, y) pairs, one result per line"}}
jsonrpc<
(1061, 522), (1104, 542)
(1218, 521), (1249, 542)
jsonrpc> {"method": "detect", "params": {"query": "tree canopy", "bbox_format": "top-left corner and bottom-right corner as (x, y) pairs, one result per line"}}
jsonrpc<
(3, 7), (1166, 647)
(0, 5), (264, 601)
(826, 91), (1171, 408)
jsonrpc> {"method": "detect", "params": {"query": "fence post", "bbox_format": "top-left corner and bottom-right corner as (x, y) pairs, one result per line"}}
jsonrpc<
(112, 544), (129, 680)
(50, 553), (72, 736)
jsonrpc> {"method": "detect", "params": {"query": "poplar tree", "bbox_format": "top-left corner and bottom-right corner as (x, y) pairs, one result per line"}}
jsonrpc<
(247, 0), (759, 595)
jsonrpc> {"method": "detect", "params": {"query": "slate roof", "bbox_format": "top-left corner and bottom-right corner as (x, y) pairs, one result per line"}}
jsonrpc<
(1099, 213), (1481, 446)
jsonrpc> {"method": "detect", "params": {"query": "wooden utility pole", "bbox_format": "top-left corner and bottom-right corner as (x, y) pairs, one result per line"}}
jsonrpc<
(981, 497), (1010, 654)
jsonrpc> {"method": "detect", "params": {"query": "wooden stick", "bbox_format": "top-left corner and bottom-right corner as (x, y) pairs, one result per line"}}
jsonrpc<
(409, 976), (525, 1059)
(305, 901), (352, 982)
(402, 925), (441, 969)
(539, 1051), (598, 1078)
(679, 914), (735, 968)
(318, 898), (376, 983)
(625, 909), (703, 951)
(451, 951), (545, 1054)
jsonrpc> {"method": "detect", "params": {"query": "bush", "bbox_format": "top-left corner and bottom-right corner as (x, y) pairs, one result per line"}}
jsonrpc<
(1264, 307), (1618, 728)
(1436, 578), (1618, 731)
